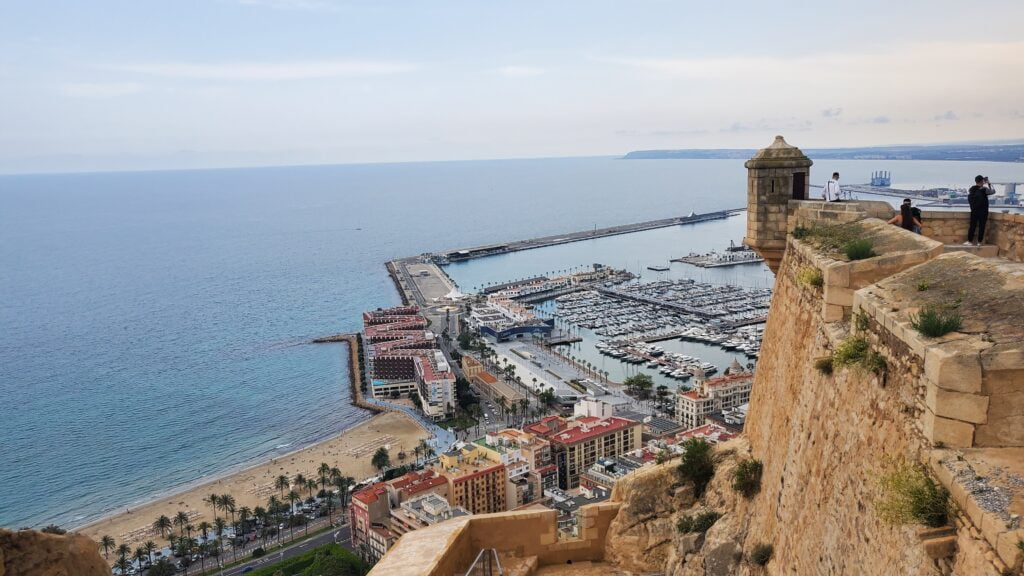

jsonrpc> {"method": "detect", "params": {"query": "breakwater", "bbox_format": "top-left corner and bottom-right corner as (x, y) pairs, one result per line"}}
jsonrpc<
(313, 333), (383, 415)
(439, 208), (744, 262)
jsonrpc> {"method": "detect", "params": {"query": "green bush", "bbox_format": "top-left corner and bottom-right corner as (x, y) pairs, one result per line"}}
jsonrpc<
(833, 336), (870, 367)
(814, 357), (834, 375)
(916, 281), (930, 292)
(910, 306), (962, 338)
(855, 311), (871, 332)
(252, 547), (266, 558)
(792, 226), (810, 240)
(864, 351), (887, 375)
(797, 266), (823, 288)
(843, 239), (876, 260)
(1018, 539), (1024, 553)
(732, 459), (763, 498)
(677, 438), (715, 498)
(676, 511), (720, 534)
(876, 461), (949, 528)
(750, 543), (774, 566)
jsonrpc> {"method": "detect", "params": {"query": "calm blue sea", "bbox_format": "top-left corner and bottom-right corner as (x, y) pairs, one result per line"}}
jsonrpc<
(2, 156), (1021, 529)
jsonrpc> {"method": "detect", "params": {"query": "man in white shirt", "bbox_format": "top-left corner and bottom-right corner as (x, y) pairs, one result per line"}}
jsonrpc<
(822, 172), (842, 202)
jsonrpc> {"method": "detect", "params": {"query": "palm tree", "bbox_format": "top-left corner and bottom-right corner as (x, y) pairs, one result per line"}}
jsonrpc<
(196, 523), (210, 571)
(217, 494), (236, 526)
(286, 490), (301, 541)
(116, 543), (130, 563)
(417, 439), (431, 464)
(293, 474), (307, 495)
(153, 515), (172, 541)
(318, 462), (331, 491)
(173, 511), (189, 537)
(275, 474), (290, 499)
(371, 447), (390, 475)
(99, 535), (115, 559)
(305, 478), (317, 500)
(253, 506), (267, 546)
(238, 506), (252, 548)
(113, 557), (131, 576)
(518, 398), (529, 424)
(508, 403), (518, 425)
(267, 495), (282, 544)
(133, 547), (147, 572)
(144, 540), (157, 567)
(214, 516), (227, 562)
(205, 493), (219, 521)
(496, 396), (508, 418)
(174, 537), (191, 576)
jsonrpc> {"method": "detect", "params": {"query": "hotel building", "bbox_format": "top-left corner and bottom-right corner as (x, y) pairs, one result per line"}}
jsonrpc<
(526, 415), (642, 490)
(675, 372), (754, 431)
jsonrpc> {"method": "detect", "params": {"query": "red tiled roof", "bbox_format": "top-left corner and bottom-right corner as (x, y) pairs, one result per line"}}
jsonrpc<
(548, 417), (638, 446)
(352, 482), (387, 506)
(677, 424), (737, 443)
(387, 469), (448, 496)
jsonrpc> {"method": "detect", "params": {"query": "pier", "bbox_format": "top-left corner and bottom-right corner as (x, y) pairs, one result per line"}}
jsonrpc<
(439, 208), (744, 263)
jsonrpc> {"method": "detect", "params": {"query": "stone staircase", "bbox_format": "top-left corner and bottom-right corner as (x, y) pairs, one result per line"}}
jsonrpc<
(943, 243), (999, 257)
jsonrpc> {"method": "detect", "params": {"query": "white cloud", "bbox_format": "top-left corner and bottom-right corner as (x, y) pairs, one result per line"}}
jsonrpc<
(496, 66), (544, 78)
(59, 82), (144, 98)
(116, 60), (415, 81)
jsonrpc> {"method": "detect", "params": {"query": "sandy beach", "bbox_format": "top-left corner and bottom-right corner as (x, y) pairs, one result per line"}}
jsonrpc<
(76, 411), (430, 547)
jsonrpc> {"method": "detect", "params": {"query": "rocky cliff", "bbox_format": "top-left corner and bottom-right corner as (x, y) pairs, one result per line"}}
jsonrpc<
(0, 529), (109, 576)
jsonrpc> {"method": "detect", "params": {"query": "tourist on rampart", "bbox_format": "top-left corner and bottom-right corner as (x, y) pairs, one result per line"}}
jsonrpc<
(822, 172), (842, 202)
(888, 198), (922, 233)
(966, 175), (995, 245)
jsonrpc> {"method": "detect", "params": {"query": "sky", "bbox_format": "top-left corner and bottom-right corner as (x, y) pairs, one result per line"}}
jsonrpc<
(2, 0), (1023, 174)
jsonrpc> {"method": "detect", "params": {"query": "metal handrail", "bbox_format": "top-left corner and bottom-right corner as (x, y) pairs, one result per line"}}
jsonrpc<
(464, 548), (503, 576)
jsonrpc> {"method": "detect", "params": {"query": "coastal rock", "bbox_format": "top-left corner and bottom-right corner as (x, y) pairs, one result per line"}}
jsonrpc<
(0, 528), (109, 576)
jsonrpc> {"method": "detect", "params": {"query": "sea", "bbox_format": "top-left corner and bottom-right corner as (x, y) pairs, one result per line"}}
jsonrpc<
(2, 156), (1023, 530)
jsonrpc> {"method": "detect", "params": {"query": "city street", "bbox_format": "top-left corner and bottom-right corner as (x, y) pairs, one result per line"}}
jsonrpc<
(209, 522), (352, 576)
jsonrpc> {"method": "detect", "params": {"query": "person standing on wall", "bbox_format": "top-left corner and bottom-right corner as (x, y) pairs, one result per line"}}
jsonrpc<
(966, 175), (995, 246)
(822, 172), (842, 202)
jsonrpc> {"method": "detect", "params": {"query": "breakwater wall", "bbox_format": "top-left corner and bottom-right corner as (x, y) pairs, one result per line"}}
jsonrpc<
(441, 208), (744, 262)
(312, 333), (383, 415)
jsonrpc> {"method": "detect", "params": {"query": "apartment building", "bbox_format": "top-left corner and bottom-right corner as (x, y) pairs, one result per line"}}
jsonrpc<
(349, 469), (449, 562)
(437, 444), (508, 515)
(527, 415), (642, 489)
(675, 372), (753, 431)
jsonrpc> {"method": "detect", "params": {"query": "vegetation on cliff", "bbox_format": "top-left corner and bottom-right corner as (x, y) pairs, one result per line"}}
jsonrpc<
(677, 438), (716, 497)
(909, 304), (962, 338)
(875, 460), (950, 528)
(731, 459), (763, 498)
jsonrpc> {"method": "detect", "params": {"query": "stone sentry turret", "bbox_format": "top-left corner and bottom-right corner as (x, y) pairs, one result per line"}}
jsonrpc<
(744, 135), (813, 273)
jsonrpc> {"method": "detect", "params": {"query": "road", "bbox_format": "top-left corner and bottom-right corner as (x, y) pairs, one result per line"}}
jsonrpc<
(209, 523), (351, 576)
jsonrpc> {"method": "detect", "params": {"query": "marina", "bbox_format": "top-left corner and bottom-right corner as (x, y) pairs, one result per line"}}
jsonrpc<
(671, 244), (765, 268)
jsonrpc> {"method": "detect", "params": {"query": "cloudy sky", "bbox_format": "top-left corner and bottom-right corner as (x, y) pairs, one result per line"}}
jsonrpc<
(2, 0), (1023, 173)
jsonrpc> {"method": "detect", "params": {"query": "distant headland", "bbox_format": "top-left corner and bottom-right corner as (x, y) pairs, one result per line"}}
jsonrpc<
(622, 141), (1024, 162)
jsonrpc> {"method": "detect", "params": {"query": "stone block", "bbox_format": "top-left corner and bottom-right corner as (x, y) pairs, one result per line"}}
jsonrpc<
(995, 530), (1024, 571)
(823, 303), (845, 323)
(925, 384), (990, 424)
(981, 510), (1008, 549)
(948, 475), (970, 510)
(824, 285), (856, 308)
(974, 414), (1024, 447)
(824, 262), (850, 287)
(981, 368), (1024, 395)
(921, 535), (957, 560)
(924, 343), (983, 394)
(922, 408), (975, 448)
(964, 492), (987, 529)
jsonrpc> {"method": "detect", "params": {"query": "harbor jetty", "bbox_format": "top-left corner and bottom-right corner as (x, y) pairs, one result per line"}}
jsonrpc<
(437, 208), (743, 262)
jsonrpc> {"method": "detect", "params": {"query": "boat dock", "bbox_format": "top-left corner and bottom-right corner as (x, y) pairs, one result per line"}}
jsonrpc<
(437, 208), (744, 263)
(671, 250), (764, 268)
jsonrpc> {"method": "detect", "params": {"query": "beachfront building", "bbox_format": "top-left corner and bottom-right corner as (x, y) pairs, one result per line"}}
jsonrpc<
(437, 444), (508, 515)
(362, 306), (457, 420)
(525, 415), (643, 490)
(350, 469), (450, 562)
(389, 493), (470, 537)
(470, 428), (558, 509)
(675, 372), (754, 431)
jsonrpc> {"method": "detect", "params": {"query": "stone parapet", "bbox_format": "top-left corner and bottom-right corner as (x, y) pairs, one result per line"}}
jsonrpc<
(368, 503), (620, 576)
(921, 210), (1024, 262)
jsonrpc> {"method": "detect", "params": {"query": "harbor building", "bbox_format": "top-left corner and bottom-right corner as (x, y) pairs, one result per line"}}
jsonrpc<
(362, 306), (456, 420)
(467, 297), (554, 342)
(525, 415), (643, 489)
(675, 372), (754, 431)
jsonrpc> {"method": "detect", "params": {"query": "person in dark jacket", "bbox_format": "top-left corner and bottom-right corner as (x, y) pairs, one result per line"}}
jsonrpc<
(966, 175), (995, 245)
(888, 199), (922, 233)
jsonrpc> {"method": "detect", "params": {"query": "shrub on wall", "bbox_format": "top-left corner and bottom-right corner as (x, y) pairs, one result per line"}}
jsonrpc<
(910, 305), (962, 338)
(732, 459), (763, 498)
(876, 460), (949, 528)
(814, 357), (834, 375)
(797, 266), (824, 288)
(750, 543), (774, 566)
(676, 511), (720, 534)
(832, 336), (886, 375)
(843, 239), (876, 261)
